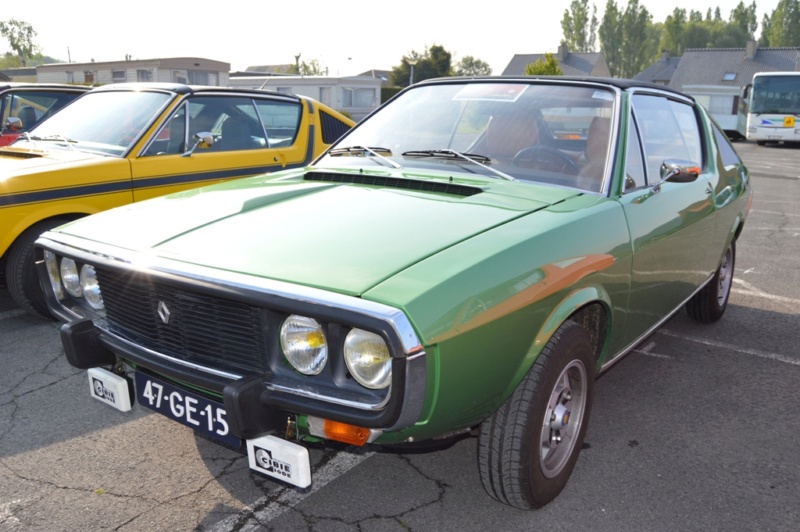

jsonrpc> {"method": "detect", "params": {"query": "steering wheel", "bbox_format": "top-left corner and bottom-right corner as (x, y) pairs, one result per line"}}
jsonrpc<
(513, 146), (580, 175)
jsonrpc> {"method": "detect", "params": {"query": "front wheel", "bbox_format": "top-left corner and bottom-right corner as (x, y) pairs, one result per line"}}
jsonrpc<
(478, 320), (594, 509)
(6, 219), (70, 319)
(685, 241), (735, 323)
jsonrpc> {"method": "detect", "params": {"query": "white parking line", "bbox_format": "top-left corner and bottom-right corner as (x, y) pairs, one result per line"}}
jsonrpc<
(208, 448), (374, 531)
(732, 278), (800, 305)
(658, 330), (800, 367)
(633, 340), (672, 359)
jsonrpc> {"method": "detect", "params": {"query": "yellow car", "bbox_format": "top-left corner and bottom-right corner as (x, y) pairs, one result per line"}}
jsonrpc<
(1, 82), (354, 317)
(1, 82), (90, 146)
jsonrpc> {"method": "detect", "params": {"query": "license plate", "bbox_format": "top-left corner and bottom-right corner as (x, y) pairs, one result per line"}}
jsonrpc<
(134, 371), (241, 449)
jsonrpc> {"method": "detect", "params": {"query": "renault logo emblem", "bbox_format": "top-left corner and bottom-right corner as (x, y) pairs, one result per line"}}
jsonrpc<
(157, 301), (171, 324)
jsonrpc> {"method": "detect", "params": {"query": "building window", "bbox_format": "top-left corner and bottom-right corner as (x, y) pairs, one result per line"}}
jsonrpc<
(342, 88), (376, 108)
(137, 69), (152, 82)
(722, 72), (737, 81)
(84, 71), (95, 84)
(112, 70), (126, 82)
(319, 87), (331, 106)
(66, 71), (74, 83)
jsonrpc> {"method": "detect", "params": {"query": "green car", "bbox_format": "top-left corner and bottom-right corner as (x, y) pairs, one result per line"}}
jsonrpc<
(36, 77), (752, 510)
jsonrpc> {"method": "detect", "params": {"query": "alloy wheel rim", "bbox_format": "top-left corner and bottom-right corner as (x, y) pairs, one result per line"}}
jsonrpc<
(717, 246), (733, 307)
(539, 359), (587, 479)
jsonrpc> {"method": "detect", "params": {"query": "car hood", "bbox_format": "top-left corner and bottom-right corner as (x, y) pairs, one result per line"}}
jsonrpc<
(0, 145), (103, 174)
(55, 169), (581, 295)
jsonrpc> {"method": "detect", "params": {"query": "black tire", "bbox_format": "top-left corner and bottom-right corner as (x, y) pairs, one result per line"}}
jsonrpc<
(478, 320), (594, 509)
(686, 240), (735, 323)
(6, 219), (69, 319)
(756, 141), (766, 146)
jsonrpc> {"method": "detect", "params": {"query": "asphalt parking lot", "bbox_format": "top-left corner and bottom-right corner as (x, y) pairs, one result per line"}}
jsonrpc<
(1, 140), (798, 531)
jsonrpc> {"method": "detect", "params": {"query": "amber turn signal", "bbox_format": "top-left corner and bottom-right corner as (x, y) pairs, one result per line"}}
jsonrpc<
(323, 419), (370, 446)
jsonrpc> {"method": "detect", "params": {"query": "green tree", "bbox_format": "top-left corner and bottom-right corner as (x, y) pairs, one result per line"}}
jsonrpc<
(524, 53), (563, 75)
(390, 44), (453, 86)
(759, 13), (772, 45)
(683, 20), (713, 48)
(764, 0), (800, 46)
(617, 0), (657, 78)
(599, 0), (623, 77)
(660, 8), (688, 56)
(730, 1), (758, 37)
(455, 56), (492, 76)
(0, 19), (39, 67)
(561, 0), (599, 52)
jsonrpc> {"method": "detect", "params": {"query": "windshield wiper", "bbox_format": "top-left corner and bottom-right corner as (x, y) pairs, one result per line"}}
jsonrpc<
(328, 145), (401, 169)
(25, 134), (78, 149)
(401, 149), (515, 180)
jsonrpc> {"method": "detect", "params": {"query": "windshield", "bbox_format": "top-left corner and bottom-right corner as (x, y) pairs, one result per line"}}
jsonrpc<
(19, 90), (172, 155)
(317, 81), (616, 191)
(750, 75), (800, 114)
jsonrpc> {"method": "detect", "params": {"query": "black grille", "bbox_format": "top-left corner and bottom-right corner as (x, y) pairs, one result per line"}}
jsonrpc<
(96, 267), (268, 374)
(304, 171), (483, 197)
(319, 110), (353, 144)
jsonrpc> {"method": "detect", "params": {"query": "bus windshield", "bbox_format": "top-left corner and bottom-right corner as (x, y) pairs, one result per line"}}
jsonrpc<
(750, 74), (800, 114)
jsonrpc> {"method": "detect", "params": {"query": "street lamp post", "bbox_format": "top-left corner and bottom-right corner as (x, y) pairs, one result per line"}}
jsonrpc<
(408, 57), (418, 86)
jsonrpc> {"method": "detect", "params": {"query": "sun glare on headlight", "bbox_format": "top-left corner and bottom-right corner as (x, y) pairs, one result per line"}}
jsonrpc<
(44, 251), (64, 300)
(280, 315), (328, 375)
(344, 328), (392, 389)
(80, 264), (103, 309)
(60, 257), (81, 297)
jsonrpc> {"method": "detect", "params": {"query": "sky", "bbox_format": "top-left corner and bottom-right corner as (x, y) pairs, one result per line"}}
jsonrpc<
(2, 0), (782, 77)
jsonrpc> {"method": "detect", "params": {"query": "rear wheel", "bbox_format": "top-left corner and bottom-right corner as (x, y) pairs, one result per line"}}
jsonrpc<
(6, 219), (69, 319)
(686, 241), (735, 323)
(478, 320), (594, 509)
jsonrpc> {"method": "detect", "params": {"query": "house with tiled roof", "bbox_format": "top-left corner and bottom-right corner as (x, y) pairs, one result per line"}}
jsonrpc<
(634, 51), (681, 86)
(642, 41), (800, 138)
(502, 45), (610, 77)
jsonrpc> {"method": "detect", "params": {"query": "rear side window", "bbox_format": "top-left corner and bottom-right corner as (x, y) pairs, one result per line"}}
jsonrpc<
(319, 110), (353, 144)
(711, 121), (742, 168)
(631, 94), (702, 182)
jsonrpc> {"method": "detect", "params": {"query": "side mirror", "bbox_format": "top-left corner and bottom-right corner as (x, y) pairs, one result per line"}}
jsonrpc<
(5, 116), (23, 132)
(652, 159), (700, 192)
(181, 131), (214, 157)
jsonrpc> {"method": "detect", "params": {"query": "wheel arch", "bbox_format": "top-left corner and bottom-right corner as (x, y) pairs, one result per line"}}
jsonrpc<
(2, 212), (86, 262)
(501, 286), (612, 399)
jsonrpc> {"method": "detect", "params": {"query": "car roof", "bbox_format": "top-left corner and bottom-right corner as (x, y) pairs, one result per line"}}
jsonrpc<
(0, 82), (91, 93)
(416, 75), (695, 102)
(88, 82), (302, 102)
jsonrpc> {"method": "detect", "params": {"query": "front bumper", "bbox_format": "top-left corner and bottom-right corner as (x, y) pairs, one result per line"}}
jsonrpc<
(60, 316), (427, 439)
(38, 232), (428, 441)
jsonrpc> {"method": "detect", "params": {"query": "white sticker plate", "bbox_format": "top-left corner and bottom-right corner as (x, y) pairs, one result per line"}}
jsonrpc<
(247, 434), (311, 488)
(87, 367), (132, 412)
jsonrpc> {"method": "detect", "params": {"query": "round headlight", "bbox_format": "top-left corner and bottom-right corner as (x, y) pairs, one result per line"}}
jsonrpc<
(280, 315), (327, 375)
(60, 258), (81, 297)
(80, 264), (104, 310)
(44, 251), (64, 300)
(344, 329), (392, 389)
